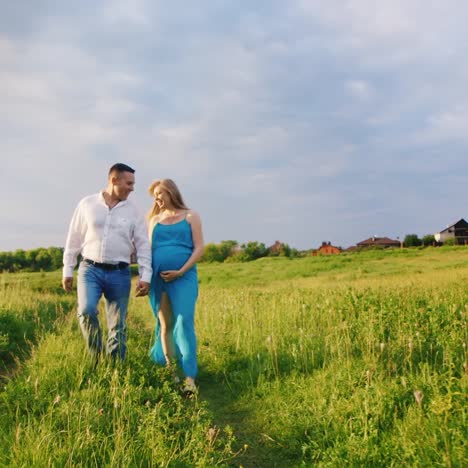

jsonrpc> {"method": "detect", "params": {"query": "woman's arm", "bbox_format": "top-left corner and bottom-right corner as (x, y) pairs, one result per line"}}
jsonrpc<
(179, 211), (204, 274)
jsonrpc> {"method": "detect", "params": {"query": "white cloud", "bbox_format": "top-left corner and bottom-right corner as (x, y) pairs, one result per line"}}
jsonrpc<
(100, 0), (153, 27)
(417, 106), (468, 144)
(345, 80), (373, 100)
(0, 1), (467, 250)
(296, 0), (468, 66)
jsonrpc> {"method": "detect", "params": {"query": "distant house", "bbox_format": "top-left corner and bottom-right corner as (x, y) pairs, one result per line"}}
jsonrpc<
(434, 218), (468, 245)
(268, 241), (284, 255)
(312, 241), (341, 256)
(267, 240), (293, 257)
(356, 236), (401, 249)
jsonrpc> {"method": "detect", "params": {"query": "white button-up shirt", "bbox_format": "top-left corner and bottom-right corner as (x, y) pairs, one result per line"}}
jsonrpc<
(63, 192), (152, 282)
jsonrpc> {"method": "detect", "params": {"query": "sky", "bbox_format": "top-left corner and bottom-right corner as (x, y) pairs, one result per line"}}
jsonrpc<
(1, 0), (467, 251)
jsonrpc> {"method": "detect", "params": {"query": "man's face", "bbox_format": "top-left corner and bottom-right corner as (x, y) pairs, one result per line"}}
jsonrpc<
(113, 171), (135, 200)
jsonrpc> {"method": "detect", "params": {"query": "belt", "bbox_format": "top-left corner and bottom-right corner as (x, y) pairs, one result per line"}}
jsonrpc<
(83, 258), (129, 270)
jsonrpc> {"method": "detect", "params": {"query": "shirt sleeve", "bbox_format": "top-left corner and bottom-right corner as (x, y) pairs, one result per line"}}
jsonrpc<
(62, 201), (85, 278)
(133, 210), (153, 283)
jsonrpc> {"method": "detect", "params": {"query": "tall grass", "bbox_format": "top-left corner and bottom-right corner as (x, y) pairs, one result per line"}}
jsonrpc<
(0, 248), (467, 466)
(0, 272), (74, 368)
(0, 312), (237, 466)
(195, 270), (467, 466)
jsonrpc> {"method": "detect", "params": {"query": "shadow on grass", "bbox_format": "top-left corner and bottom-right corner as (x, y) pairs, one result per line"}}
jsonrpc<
(0, 300), (74, 382)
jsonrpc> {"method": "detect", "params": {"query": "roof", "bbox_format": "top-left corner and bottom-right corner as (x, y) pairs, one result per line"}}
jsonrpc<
(317, 244), (341, 251)
(356, 236), (400, 246)
(317, 241), (341, 249)
(438, 218), (468, 233)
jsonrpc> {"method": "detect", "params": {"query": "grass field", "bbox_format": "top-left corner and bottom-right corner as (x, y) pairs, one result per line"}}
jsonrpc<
(1, 246), (467, 466)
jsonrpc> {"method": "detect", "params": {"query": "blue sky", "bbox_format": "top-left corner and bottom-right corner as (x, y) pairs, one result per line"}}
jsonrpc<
(1, 1), (467, 251)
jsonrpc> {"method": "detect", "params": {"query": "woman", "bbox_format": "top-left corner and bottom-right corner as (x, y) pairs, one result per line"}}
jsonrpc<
(147, 179), (204, 394)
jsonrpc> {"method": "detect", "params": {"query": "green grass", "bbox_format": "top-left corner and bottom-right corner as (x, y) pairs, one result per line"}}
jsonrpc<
(0, 273), (75, 369)
(198, 245), (468, 288)
(1, 247), (467, 466)
(196, 283), (467, 466)
(0, 320), (237, 466)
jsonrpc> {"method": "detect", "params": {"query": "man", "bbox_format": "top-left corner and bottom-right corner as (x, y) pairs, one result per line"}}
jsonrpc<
(62, 163), (152, 360)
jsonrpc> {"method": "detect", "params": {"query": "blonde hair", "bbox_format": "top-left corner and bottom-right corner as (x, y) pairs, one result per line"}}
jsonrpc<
(147, 179), (189, 221)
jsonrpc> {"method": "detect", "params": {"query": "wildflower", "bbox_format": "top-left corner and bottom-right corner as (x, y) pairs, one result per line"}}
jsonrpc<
(207, 426), (219, 444)
(53, 395), (61, 406)
(413, 390), (423, 408)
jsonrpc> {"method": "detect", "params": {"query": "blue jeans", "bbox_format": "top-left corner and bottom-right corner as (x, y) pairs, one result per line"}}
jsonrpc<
(77, 261), (131, 360)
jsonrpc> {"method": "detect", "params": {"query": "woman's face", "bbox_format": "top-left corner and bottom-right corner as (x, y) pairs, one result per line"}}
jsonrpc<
(153, 186), (171, 209)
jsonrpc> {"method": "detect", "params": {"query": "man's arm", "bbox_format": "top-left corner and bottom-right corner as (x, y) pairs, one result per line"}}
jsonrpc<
(62, 201), (85, 291)
(133, 210), (153, 295)
(62, 277), (73, 292)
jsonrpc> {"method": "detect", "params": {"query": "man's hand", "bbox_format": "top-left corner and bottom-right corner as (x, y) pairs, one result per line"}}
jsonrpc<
(135, 280), (150, 297)
(62, 277), (73, 292)
(160, 270), (181, 282)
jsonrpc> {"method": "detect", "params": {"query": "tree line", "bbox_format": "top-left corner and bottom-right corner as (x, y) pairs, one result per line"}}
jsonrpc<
(0, 247), (64, 273)
(201, 240), (299, 263)
(403, 234), (437, 247)
(0, 241), (298, 273)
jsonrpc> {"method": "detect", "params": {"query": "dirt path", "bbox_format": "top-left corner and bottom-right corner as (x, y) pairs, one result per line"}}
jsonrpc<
(198, 371), (295, 468)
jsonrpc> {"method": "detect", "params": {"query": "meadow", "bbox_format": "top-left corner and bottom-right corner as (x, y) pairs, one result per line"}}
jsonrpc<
(0, 246), (467, 467)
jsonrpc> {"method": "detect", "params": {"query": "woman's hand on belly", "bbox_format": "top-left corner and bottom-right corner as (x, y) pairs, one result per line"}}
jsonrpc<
(160, 270), (182, 282)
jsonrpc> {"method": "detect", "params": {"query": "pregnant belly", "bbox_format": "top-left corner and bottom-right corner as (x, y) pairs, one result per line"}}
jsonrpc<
(153, 247), (192, 272)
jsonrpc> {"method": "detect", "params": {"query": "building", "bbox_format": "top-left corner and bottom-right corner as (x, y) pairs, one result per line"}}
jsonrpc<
(356, 236), (401, 249)
(268, 241), (284, 255)
(267, 240), (292, 257)
(312, 241), (341, 255)
(434, 219), (468, 245)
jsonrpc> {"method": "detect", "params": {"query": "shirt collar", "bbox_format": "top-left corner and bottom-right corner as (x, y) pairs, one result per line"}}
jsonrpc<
(98, 191), (129, 208)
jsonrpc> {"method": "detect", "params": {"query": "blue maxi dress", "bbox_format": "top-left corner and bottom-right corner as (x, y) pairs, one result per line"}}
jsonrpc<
(149, 218), (198, 378)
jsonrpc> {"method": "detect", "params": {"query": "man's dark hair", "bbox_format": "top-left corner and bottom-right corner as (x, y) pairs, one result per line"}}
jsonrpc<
(108, 163), (135, 177)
